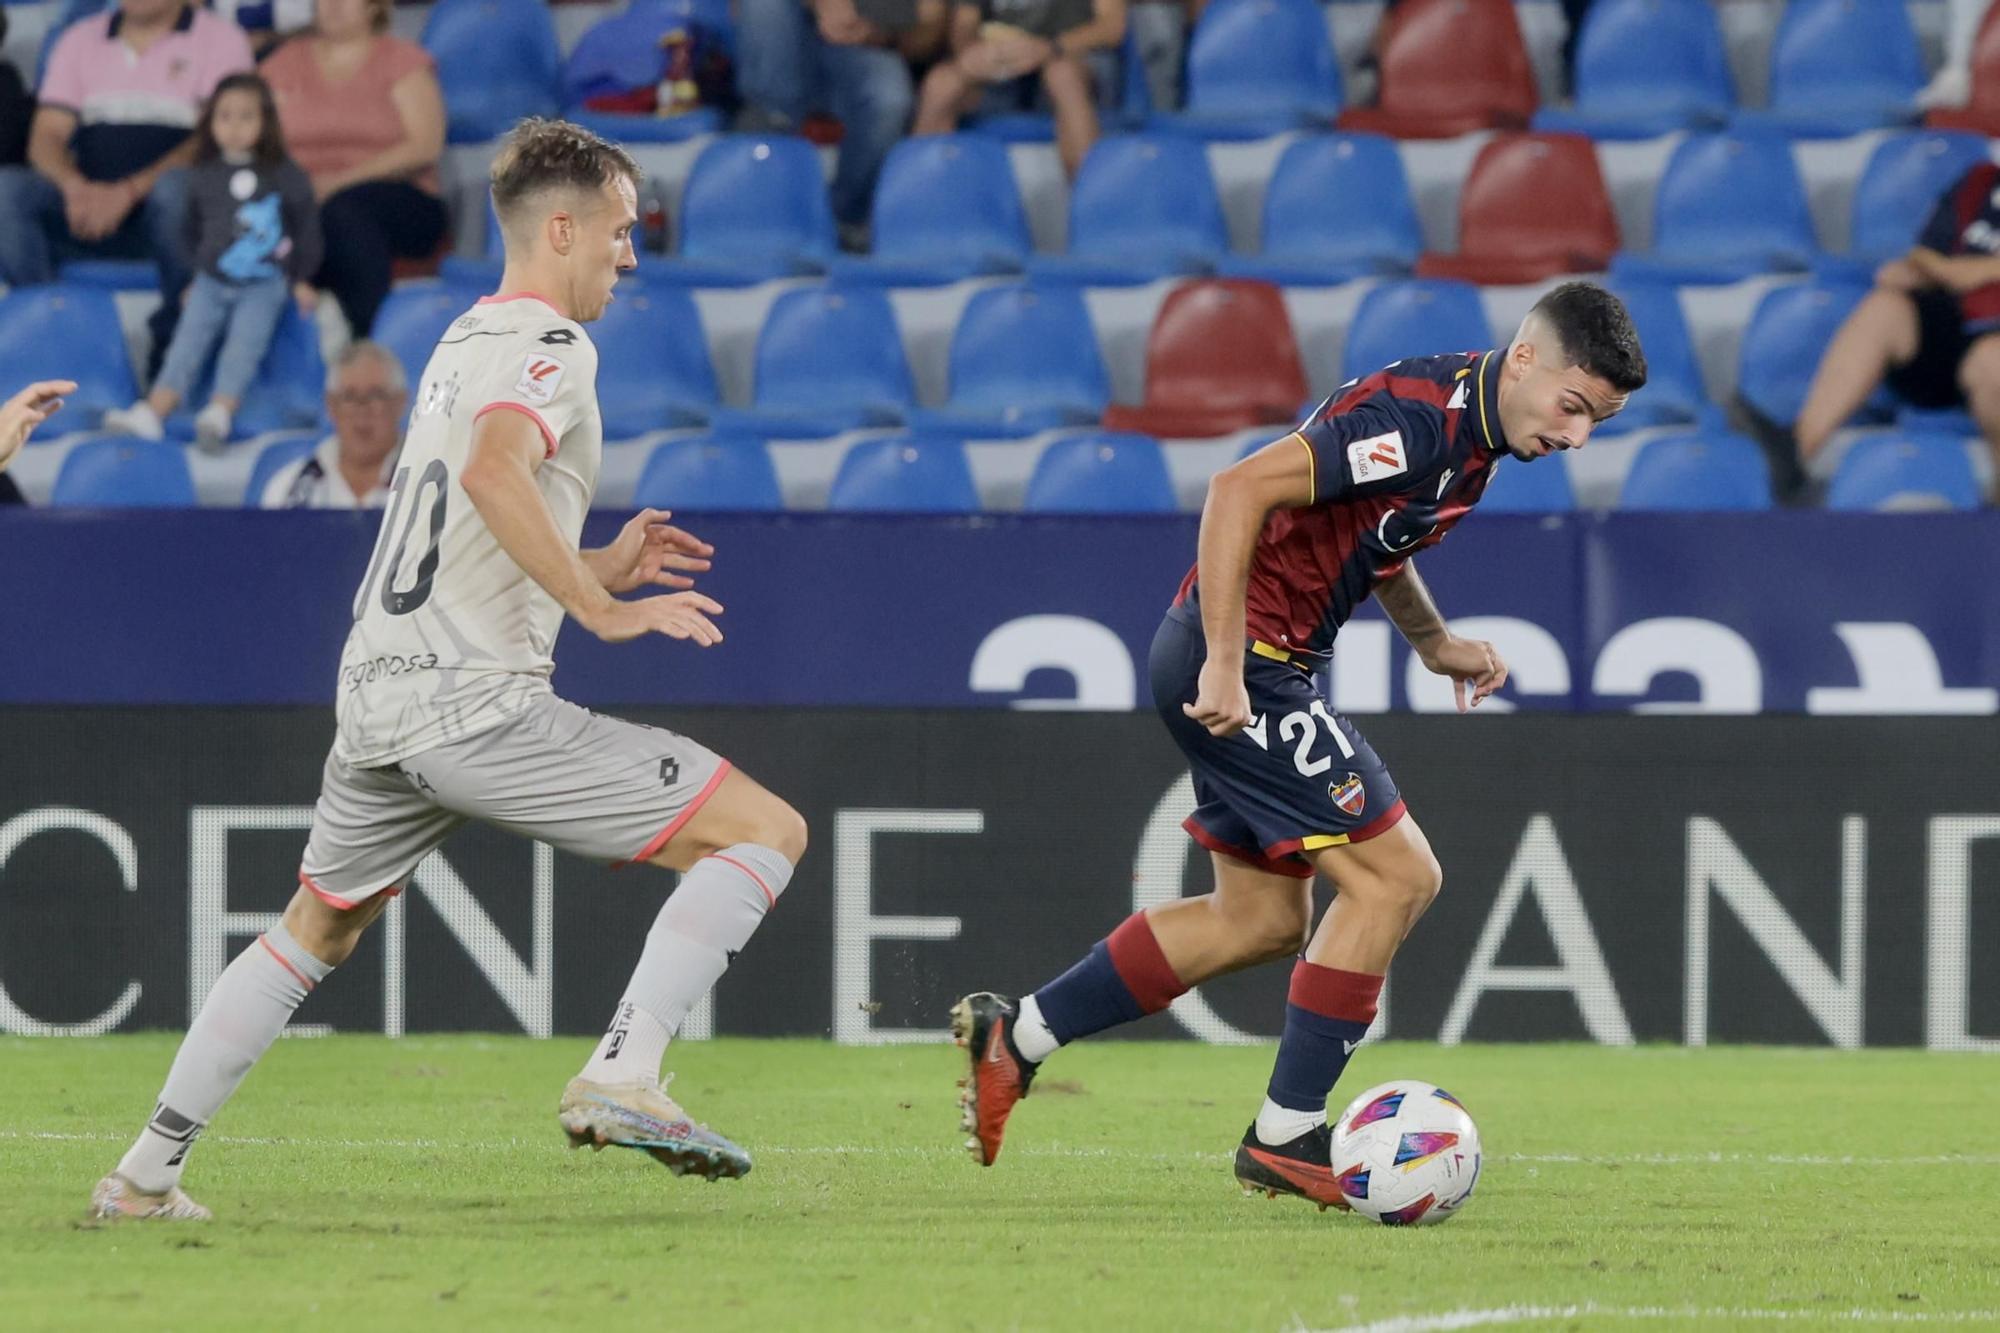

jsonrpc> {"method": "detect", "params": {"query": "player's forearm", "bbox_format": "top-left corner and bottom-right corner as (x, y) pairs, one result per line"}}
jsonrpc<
(461, 457), (614, 623)
(576, 544), (624, 590)
(1192, 469), (1267, 661)
(1375, 563), (1450, 660)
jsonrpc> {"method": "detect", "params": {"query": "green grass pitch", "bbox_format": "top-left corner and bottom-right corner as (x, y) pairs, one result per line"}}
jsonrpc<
(2, 1037), (1997, 1331)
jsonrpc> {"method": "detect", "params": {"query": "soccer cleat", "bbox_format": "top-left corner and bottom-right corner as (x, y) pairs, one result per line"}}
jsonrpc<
(1232, 1122), (1352, 1213)
(88, 1173), (212, 1222)
(949, 991), (1038, 1166)
(557, 1076), (752, 1181)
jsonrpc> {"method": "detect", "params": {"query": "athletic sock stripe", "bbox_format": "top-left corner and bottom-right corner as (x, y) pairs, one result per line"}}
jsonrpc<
(257, 933), (314, 991)
(707, 853), (776, 909)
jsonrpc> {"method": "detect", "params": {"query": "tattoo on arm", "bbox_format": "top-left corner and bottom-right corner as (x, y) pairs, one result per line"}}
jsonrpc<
(1375, 563), (1450, 657)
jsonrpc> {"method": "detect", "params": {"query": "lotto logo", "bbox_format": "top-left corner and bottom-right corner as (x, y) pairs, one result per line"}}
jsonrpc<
(1346, 430), (1408, 483)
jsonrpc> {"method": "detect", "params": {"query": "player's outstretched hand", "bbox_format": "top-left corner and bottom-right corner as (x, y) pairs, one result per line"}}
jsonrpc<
(599, 508), (716, 595)
(0, 379), (78, 474)
(1184, 659), (1254, 737)
(581, 591), (724, 646)
(1423, 636), (1509, 713)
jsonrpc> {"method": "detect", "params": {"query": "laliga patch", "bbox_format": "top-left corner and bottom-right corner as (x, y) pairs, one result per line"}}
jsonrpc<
(515, 352), (566, 404)
(1329, 772), (1367, 818)
(1346, 430), (1407, 483)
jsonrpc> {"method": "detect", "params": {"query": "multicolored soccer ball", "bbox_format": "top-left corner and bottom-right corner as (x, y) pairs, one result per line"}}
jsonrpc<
(1330, 1080), (1482, 1226)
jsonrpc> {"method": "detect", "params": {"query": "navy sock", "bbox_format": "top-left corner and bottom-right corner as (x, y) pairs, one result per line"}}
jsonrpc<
(1031, 912), (1186, 1047)
(1265, 961), (1383, 1114)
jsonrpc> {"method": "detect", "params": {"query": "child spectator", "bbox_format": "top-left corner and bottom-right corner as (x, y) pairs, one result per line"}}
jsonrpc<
(104, 73), (319, 450)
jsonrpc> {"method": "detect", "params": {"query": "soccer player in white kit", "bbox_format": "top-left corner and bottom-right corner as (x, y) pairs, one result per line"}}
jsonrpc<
(91, 120), (809, 1221)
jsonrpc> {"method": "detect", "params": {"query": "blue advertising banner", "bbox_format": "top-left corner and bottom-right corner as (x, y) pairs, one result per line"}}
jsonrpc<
(0, 510), (1995, 712)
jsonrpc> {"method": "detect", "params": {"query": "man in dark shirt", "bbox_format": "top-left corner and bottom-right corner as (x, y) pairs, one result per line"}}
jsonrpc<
(1787, 158), (2000, 502)
(950, 283), (1646, 1216)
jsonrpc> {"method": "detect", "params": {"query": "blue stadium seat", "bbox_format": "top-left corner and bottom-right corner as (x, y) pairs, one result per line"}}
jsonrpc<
(1736, 280), (1874, 427)
(422, 0), (561, 143)
(1734, 0), (1924, 138)
(168, 301), (327, 441)
(1024, 433), (1178, 513)
(55, 260), (157, 289)
(591, 286), (720, 436)
(1217, 134), (1420, 285)
(708, 287), (913, 437)
(371, 282), (482, 415)
(827, 437), (980, 513)
(1610, 132), (1819, 284)
(439, 199), (505, 286)
(241, 433), (321, 506)
(50, 439), (196, 507)
(1599, 282), (1709, 434)
(659, 136), (836, 286)
(561, 7), (725, 144)
(1817, 131), (1994, 283)
(1339, 280), (1492, 382)
(1158, 0), (1341, 139)
(0, 284), (138, 430)
(633, 436), (784, 510)
(1477, 456), (1575, 512)
(1533, 0), (1733, 139)
(1826, 433), (1981, 511)
(1618, 432), (1774, 510)
(1025, 136), (1229, 286)
(825, 136), (1032, 286)
(904, 285), (1109, 438)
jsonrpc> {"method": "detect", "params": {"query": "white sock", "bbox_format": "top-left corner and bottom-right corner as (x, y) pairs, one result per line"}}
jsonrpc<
(579, 844), (793, 1084)
(117, 924), (331, 1192)
(1011, 994), (1059, 1064)
(1254, 1096), (1326, 1147)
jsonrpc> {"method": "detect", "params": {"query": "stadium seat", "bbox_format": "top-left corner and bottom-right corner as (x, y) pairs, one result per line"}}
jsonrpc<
(590, 286), (720, 437)
(1826, 433), (1982, 511)
(371, 282), (482, 415)
(1599, 282), (1709, 434)
(1024, 433), (1179, 513)
(1817, 131), (1994, 283)
(50, 439), (196, 507)
(241, 433), (321, 506)
(707, 287), (914, 437)
(1339, 280), (1492, 383)
(827, 436), (980, 513)
(1158, 0), (1341, 139)
(905, 285), (1109, 438)
(561, 6), (725, 144)
(1477, 455), (1575, 512)
(659, 136), (837, 286)
(824, 136), (1032, 287)
(33, 0), (107, 87)
(1610, 132), (1819, 285)
(1216, 134), (1421, 285)
(1417, 133), (1618, 284)
(168, 302), (327, 441)
(1532, 0), (1733, 139)
(1736, 280), (1874, 427)
(440, 201), (506, 286)
(1618, 432), (1774, 510)
(422, 0), (561, 143)
(1025, 136), (1228, 286)
(1337, 0), (1536, 139)
(55, 259), (157, 289)
(1733, 0), (1923, 138)
(1927, 1), (2000, 134)
(0, 284), (138, 430)
(633, 436), (785, 511)
(1102, 280), (1309, 438)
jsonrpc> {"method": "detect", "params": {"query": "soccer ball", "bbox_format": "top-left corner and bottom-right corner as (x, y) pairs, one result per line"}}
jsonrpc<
(1330, 1079), (1482, 1226)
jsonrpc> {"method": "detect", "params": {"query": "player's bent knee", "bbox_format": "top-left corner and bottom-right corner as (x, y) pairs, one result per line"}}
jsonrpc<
(759, 800), (809, 865)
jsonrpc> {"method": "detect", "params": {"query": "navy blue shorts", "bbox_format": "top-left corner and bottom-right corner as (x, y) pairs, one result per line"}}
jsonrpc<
(1150, 610), (1406, 879)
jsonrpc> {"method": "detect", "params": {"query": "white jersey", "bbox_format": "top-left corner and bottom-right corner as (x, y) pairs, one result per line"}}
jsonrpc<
(334, 293), (603, 767)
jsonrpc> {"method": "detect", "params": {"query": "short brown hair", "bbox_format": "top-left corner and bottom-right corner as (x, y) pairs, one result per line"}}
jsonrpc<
(489, 117), (642, 235)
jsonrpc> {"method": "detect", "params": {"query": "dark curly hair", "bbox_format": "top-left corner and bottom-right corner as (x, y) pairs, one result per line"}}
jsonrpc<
(1530, 281), (1648, 393)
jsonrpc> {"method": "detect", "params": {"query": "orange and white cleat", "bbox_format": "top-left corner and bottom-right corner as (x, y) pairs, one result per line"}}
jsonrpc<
(949, 992), (1039, 1166)
(88, 1172), (212, 1222)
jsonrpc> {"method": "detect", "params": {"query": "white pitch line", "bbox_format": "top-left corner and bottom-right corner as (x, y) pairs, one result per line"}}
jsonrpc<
(1, 1130), (1996, 1168)
(1319, 1305), (2000, 1332)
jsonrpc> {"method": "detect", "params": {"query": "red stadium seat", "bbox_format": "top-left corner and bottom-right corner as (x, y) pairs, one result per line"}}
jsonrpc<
(1338, 0), (1537, 139)
(1102, 279), (1308, 438)
(1926, 3), (2000, 133)
(1416, 133), (1619, 284)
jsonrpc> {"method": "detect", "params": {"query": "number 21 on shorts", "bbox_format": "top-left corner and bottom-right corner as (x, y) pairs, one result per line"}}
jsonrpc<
(1242, 700), (1355, 776)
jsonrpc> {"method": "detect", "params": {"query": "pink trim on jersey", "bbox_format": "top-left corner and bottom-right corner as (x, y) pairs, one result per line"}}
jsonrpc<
(474, 400), (558, 460)
(257, 933), (315, 991)
(615, 761), (736, 869)
(476, 292), (561, 314)
(708, 852), (777, 909)
(298, 869), (403, 909)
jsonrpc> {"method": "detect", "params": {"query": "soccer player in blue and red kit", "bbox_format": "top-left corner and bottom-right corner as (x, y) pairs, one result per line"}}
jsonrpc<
(952, 282), (1646, 1209)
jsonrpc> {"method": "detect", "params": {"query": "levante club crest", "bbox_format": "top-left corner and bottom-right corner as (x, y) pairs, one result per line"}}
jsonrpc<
(1328, 773), (1367, 817)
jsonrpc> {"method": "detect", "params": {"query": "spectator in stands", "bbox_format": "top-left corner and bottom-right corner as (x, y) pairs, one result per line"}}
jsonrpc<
(738, 0), (949, 249)
(257, 340), (402, 508)
(1127, 0), (1202, 114)
(0, 12), (31, 167)
(1774, 158), (2000, 503)
(104, 74), (320, 450)
(913, 0), (1128, 178)
(0, 0), (254, 366)
(260, 0), (447, 337)
(0, 381), (77, 489)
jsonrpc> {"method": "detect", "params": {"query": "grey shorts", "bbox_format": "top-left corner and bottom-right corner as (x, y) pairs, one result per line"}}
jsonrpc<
(299, 694), (730, 909)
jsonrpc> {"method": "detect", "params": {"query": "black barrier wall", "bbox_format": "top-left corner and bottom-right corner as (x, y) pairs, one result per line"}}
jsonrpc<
(0, 710), (1995, 1048)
